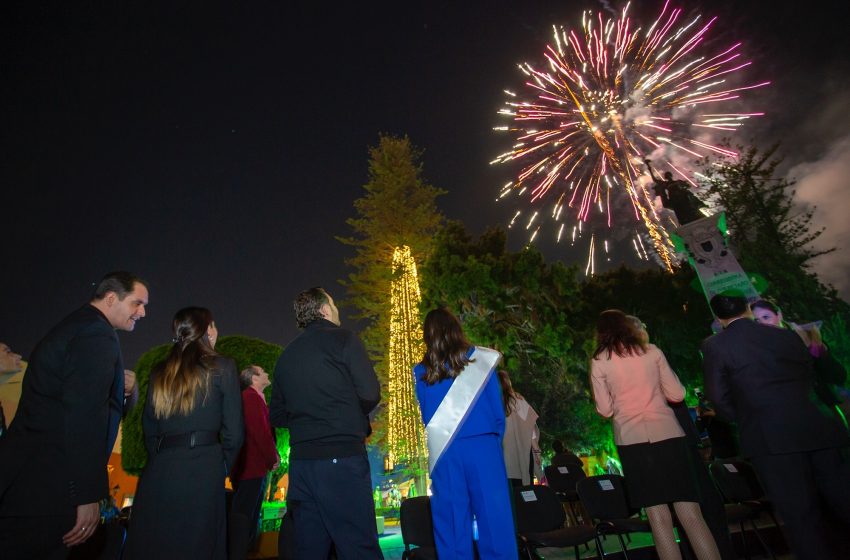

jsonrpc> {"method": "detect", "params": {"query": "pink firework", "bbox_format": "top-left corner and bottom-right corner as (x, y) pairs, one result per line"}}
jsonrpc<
(493, 0), (769, 272)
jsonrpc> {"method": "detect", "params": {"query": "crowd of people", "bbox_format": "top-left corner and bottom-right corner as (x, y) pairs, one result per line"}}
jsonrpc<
(0, 270), (848, 560)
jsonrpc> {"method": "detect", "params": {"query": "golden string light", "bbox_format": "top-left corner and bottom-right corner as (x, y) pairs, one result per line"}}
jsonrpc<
(387, 245), (427, 470)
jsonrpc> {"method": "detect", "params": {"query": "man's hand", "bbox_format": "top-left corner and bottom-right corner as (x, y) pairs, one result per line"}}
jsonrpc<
(62, 502), (100, 546)
(124, 369), (136, 397)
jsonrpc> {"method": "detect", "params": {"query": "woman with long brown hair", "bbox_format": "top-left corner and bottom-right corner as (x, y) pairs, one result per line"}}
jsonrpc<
(413, 307), (517, 560)
(126, 307), (243, 559)
(590, 309), (719, 560)
(497, 370), (543, 487)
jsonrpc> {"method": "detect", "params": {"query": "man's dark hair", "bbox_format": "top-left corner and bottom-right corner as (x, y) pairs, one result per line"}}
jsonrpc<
(552, 439), (566, 454)
(294, 287), (330, 328)
(92, 271), (147, 301)
(710, 292), (749, 320)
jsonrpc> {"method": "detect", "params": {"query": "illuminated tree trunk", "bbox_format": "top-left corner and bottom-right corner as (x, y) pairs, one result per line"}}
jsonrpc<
(387, 245), (428, 492)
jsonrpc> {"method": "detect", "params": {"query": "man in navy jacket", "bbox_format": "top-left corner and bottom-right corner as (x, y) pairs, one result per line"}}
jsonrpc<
(702, 293), (850, 559)
(271, 287), (382, 559)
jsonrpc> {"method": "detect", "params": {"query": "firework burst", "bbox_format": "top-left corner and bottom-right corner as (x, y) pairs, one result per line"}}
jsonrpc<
(492, 0), (768, 273)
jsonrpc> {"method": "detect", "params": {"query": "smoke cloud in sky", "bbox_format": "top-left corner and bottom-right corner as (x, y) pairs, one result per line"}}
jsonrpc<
(788, 135), (850, 300)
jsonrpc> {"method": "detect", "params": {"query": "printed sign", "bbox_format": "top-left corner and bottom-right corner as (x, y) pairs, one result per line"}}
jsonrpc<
(521, 490), (538, 502)
(670, 213), (759, 304)
(598, 480), (615, 491)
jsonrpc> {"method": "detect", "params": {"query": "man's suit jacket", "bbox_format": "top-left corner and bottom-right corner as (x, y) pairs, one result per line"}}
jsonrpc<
(701, 318), (849, 457)
(0, 305), (125, 516)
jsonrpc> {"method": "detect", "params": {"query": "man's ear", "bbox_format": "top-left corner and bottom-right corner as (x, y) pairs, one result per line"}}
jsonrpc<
(319, 303), (329, 319)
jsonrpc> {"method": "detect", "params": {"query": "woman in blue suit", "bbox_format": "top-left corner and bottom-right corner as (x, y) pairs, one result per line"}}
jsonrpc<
(413, 307), (518, 559)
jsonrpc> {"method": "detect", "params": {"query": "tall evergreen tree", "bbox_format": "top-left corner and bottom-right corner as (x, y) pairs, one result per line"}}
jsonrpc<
(338, 134), (444, 456)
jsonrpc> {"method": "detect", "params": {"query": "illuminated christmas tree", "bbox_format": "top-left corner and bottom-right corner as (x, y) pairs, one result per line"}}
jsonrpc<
(387, 245), (427, 475)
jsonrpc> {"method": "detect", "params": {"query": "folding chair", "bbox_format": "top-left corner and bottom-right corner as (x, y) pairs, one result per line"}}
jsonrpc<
(544, 464), (588, 526)
(708, 460), (778, 560)
(576, 475), (651, 560)
(400, 496), (438, 560)
(513, 484), (601, 560)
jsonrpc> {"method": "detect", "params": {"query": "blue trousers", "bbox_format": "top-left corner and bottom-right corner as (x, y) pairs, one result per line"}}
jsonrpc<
(430, 434), (518, 559)
(285, 454), (383, 560)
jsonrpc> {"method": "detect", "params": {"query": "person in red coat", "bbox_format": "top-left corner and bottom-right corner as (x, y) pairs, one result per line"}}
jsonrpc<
(229, 365), (280, 560)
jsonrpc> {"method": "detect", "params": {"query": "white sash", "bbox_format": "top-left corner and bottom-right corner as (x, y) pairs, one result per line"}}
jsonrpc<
(425, 346), (502, 473)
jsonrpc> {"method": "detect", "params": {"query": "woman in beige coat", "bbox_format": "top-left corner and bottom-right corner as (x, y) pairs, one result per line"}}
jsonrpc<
(498, 370), (543, 486)
(590, 309), (719, 560)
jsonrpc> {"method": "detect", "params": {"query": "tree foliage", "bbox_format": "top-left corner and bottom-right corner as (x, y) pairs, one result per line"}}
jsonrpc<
(419, 223), (721, 454)
(419, 222), (612, 453)
(337, 134), (445, 444)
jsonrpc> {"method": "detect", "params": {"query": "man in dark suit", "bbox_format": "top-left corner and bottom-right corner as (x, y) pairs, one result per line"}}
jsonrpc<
(702, 293), (850, 559)
(0, 271), (149, 559)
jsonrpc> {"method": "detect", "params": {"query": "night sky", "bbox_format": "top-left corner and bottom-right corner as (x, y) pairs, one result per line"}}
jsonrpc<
(4, 1), (849, 366)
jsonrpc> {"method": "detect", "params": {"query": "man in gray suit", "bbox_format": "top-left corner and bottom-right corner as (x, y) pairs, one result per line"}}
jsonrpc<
(702, 292), (850, 559)
(0, 271), (148, 559)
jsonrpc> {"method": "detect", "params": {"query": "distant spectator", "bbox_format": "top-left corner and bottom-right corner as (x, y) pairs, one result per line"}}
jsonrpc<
(0, 342), (23, 438)
(0, 342), (22, 376)
(497, 370), (543, 486)
(550, 439), (584, 472)
(645, 159), (706, 225)
(229, 365), (279, 560)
